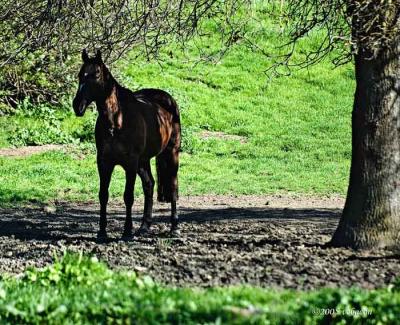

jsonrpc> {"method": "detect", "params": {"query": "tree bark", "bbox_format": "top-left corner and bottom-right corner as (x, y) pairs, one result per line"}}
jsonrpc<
(330, 40), (400, 249)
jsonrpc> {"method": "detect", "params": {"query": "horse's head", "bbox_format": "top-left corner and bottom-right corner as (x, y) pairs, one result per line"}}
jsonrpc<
(73, 49), (108, 116)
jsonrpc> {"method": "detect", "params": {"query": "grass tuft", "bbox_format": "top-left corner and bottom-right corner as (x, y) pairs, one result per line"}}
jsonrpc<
(0, 253), (398, 324)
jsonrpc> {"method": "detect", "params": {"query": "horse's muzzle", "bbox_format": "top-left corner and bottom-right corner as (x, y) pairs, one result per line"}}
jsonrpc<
(73, 98), (87, 117)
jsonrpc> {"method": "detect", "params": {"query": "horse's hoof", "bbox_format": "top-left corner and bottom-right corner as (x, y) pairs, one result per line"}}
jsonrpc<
(121, 232), (134, 242)
(135, 226), (150, 237)
(96, 231), (108, 243)
(169, 228), (181, 237)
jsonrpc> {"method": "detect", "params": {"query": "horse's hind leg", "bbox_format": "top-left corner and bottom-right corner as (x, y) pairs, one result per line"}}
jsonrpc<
(136, 160), (155, 235)
(97, 159), (114, 241)
(156, 146), (179, 235)
(170, 170), (179, 236)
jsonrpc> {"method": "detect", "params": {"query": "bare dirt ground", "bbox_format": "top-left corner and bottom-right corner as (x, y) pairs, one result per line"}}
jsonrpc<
(0, 144), (65, 157)
(0, 195), (399, 290)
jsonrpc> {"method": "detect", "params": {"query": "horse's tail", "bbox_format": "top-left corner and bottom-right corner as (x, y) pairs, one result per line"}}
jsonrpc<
(156, 97), (181, 203)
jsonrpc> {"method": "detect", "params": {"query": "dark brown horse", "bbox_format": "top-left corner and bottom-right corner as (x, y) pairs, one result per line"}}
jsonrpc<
(72, 49), (181, 241)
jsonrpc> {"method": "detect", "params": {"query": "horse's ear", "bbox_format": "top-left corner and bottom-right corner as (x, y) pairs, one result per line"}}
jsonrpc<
(95, 49), (102, 62)
(82, 49), (89, 62)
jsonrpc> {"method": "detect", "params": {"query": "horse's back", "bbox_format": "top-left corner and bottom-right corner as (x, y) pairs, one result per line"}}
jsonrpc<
(133, 88), (180, 123)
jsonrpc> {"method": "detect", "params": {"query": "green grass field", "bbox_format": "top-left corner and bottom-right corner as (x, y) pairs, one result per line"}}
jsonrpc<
(0, 13), (354, 205)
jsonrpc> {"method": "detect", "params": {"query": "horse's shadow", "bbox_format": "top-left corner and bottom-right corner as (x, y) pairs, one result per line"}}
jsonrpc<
(0, 204), (341, 243)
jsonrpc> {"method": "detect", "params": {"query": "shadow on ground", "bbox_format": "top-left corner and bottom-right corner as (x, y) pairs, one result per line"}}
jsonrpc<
(0, 198), (399, 290)
(0, 204), (339, 241)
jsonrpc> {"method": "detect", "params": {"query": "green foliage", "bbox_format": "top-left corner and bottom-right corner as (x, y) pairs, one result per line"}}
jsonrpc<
(0, 253), (398, 324)
(71, 111), (96, 143)
(7, 99), (77, 146)
(4, 99), (99, 147)
(0, 48), (77, 110)
(23, 253), (112, 287)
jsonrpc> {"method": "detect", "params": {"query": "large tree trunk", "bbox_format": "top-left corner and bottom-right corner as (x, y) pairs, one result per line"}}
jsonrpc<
(330, 41), (400, 249)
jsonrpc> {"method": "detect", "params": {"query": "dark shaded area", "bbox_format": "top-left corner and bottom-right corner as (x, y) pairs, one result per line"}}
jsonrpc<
(0, 205), (338, 241)
(0, 201), (399, 290)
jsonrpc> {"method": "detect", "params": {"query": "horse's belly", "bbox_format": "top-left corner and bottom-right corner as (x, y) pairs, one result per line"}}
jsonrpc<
(144, 120), (172, 157)
(101, 138), (136, 163)
(142, 145), (161, 159)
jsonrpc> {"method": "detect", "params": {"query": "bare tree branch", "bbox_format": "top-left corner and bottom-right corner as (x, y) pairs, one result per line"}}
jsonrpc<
(0, 0), (250, 66)
(267, 0), (400, 75)
(0, 0), (250, 105)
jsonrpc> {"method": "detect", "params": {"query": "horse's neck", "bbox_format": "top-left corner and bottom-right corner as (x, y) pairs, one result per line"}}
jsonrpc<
(98, 82), (123, 131)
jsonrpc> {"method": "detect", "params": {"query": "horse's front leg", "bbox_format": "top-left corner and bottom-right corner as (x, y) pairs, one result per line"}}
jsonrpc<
(97, 158), (114, 242)
(122, 160), (138, 240)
